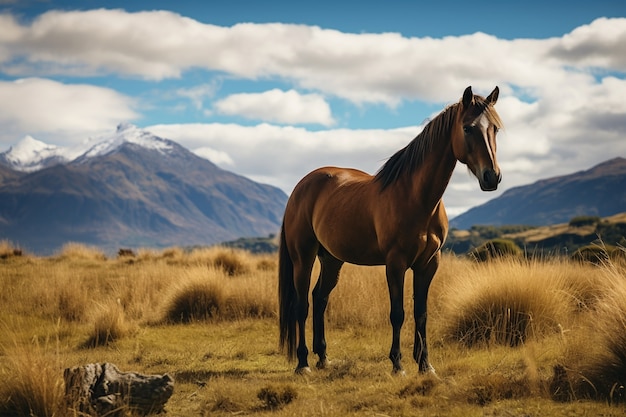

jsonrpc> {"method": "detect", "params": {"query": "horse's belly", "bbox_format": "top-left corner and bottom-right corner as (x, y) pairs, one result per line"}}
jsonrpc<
(316, 227), (385, 266)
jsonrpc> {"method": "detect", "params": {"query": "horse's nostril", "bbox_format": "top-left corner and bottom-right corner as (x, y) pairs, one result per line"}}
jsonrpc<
(482, 170), (499, 187)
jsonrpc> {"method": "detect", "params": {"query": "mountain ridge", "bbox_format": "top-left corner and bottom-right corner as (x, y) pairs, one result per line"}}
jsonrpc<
(0, 125), (287, 255)
(450, 157), (626, 229)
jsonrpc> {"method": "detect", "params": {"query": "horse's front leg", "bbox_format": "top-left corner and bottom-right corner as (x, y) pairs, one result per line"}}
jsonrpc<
(386, 261), (407, 374)
(412, 254), (439, 374)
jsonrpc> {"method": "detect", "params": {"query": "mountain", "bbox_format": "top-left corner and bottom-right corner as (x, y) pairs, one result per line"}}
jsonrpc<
(450, 157), (626, 230)
(0, 135), (69, 172)
(0, 124), (287, 255)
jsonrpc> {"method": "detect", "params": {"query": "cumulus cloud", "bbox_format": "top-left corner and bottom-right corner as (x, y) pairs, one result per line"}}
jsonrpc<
(0, 77), (138, 146)
(550, 17), (626, 71)
(176, 82), (219, 111)
(147, 122), (415, 193)
(1, 9), (621, 106)
(0, 9), (625, 215)
(214, 89), (335, 126)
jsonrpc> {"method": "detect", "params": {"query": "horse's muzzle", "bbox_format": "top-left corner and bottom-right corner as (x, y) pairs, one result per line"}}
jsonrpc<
(480, 169), (501, 191)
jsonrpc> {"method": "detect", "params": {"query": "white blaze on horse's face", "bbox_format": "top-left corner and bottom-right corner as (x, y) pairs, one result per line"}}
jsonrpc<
(466, 110), (501, 191)
(471, 113), (495, 163)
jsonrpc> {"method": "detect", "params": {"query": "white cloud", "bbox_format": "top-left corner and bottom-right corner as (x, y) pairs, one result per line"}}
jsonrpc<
(0, 10), (625, 216)
(193, 146), (234, 166)
(1, 10), (621, 106)
(148, 122), (414, 193)
(550, 17), (626, 71)
(176, 82), (219, 111)
(214, 89), (335, 126)
(0, 77), (137, 146)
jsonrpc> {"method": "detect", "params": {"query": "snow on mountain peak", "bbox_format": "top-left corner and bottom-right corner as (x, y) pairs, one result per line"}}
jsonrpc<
(1, 135), (66, 172)
(2, 124), (179, 172)
(80, 123), (173, 159)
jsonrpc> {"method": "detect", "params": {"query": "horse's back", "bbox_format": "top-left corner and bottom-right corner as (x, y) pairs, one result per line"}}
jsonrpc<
(284, 167), (384, 263)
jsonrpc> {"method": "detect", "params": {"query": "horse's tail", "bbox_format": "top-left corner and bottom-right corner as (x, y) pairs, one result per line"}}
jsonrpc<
(278, 222), (297, 360)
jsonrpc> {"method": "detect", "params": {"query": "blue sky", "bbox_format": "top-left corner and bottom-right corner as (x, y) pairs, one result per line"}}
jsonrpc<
(1, 1), (625, 216)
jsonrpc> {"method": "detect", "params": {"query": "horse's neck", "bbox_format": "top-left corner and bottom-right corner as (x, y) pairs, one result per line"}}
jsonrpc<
(406, 130), (457, 211)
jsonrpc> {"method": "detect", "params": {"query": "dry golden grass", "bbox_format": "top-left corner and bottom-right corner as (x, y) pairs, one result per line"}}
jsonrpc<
(436, 257), (590, 346)
(0, 242), (625, 416)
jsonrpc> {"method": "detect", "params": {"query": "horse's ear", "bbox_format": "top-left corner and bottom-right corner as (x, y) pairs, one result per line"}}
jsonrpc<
(462, 86), (473, 109)
(486, 86), (499, 105)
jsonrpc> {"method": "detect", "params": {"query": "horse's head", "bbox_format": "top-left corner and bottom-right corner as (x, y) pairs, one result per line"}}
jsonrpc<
(453, 86), (503, 191)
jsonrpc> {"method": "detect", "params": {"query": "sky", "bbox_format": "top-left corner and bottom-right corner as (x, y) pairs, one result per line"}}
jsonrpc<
(0, 1), (625, 217)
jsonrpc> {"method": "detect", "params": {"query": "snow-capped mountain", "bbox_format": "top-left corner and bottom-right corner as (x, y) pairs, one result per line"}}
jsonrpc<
(0, 124), (288, 255)
(78, 123), (175, 160)
(0, 135), (69, 172)
(0, 123), (181, 172)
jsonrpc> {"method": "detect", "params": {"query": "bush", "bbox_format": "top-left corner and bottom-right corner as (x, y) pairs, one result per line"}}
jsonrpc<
(569, 215), (601, 228)
(571, 244), (620, 265)
(468, 239), (522, 262)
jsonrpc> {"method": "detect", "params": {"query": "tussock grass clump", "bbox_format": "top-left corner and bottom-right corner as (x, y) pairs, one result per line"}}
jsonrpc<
(83, 302), (132, 347)
(257, 384), (298, 410)
(559, 260), (626, 403)
(162, 268), (275, 323)
(57, 285), (89, 322)
(0, 240), (23, 259)
(164, 280), (226, 323)
(56, 242), (107, 261)
(211, 248), (250, 276)
(0, 340), (65, 417)
(439, 257), (573, 347)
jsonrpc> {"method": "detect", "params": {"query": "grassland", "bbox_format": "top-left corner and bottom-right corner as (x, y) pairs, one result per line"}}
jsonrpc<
(0, 241), (625, 416)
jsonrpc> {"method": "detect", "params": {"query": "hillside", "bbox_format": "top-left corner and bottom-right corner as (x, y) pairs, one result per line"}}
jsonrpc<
(0, 125), (287, 255)
(450, 157), (626, 229)
(445, 212), (626, 256)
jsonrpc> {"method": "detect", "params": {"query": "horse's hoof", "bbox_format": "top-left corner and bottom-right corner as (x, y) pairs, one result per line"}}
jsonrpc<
(420, 365), (437, 375)
(316, 359), (330, 369)
(392, 368), (406, 377)
(295, 366), (312, 375)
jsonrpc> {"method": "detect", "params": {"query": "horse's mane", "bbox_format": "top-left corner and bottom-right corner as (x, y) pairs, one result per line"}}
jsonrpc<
(374, 95), (502, 190)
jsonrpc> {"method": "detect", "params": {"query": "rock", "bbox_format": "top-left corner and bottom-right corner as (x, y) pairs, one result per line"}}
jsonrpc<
(64, 363), (174, 416)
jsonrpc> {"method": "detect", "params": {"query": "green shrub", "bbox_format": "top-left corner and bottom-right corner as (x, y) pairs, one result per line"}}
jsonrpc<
(569, 215), (601, 228)
(468, 239), (522, 262)
(571, 244), (619, 265)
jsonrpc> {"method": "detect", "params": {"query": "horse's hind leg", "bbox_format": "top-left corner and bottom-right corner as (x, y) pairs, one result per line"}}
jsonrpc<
(291, 243), (318, 374)
(312, 248), (343, 369)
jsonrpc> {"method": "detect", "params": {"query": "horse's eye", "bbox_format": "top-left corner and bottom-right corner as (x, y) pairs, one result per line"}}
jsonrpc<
(463, 126), (471, 135)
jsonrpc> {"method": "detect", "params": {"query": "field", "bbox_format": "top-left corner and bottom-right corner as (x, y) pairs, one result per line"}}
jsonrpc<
(1, 242), (625, 416)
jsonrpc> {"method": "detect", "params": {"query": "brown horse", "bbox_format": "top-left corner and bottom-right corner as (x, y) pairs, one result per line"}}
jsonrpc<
(279, 86), (503, 374)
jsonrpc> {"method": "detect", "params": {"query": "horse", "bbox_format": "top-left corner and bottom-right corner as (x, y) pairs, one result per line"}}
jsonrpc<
(278, 86), (503, 374)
